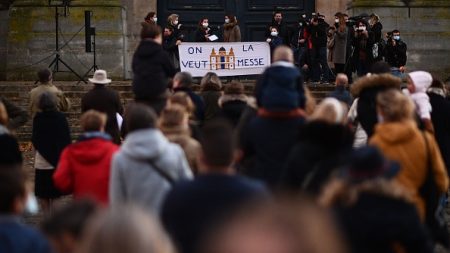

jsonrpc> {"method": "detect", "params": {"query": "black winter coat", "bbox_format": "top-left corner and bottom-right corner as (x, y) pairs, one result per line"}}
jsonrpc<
(385, 40), (407, 68)
(336, 192), (434, 253)
(219, 100), (247, 128)
(132, 40), (176, 101)
(32, 111), (71, 167)
(429, 92), (450, 173)
(309, 23), (328, 48)
(81, 85), (123, 144)
(280, 121), (354, 194)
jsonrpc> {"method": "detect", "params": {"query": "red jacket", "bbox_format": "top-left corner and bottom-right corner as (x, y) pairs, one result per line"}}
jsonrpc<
(54, 137), (119, 205)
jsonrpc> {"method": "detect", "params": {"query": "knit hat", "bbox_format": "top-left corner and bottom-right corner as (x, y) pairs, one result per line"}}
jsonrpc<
(409, 71), (432, 93)
(0, 134), (23, 166)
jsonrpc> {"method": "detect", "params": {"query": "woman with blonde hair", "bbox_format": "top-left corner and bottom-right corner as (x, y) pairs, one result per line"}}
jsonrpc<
(77, 206), (175, 253)
(0, 101), (9, 134)
(159, 104), (201, 174)
(369, 89), (448, 220)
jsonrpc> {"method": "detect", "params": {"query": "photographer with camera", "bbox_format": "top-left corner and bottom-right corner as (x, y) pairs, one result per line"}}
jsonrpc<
(310, 14), (330, 84)
(352, 20), (374, 77)
(385, 30), (407, 77)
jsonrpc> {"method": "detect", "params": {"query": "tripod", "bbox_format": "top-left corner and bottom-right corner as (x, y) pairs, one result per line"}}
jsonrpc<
(47, 5), (86, 83)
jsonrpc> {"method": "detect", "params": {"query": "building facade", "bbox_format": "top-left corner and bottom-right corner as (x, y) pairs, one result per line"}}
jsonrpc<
(0, 0), (449, 80)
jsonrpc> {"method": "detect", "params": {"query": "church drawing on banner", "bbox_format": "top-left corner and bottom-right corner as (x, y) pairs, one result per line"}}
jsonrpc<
(210, 47), (235, 70)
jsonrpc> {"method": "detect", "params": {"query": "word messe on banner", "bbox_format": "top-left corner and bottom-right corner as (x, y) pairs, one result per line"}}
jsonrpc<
(178, 42), (271, 77)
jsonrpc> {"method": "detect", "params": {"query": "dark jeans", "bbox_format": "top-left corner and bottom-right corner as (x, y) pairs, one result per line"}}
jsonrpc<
(356, 59), (369, 77)
(311, 47), (329, 82)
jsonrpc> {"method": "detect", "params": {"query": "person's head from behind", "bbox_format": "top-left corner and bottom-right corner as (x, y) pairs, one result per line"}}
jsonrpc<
(168, 92), (195, 117)
(159, 104), (189, 129)
(377, 88), (414, 123)
(335, 73), (348, 87)
(42, 199), (98, 253)
(80, 110), (107, 133)
(200, 199), (346, 253)
(309, 98), (348, 125)
(38, 68), (52, 84)
(173, 71), (193, 89)
(125, 103), (157, 133)
(38, 91), (58, 112)
(140, 22), (162, 44)
(273, 46), (294, 63)
(198, 119), (234, 173)
(200, 72), (222, 91)
(77, 206), (174, 253)
(0, 167), (27, 215)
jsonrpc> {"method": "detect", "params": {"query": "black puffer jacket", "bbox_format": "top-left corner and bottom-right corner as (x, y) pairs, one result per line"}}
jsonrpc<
(132, 40), (176, 100)
(279, 121), (354, 195)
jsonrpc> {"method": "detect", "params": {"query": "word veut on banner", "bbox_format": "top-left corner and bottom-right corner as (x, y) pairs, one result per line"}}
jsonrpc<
(179, 42), (271, 77)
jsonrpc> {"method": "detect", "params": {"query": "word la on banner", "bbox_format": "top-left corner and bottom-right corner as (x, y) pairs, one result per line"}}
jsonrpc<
(179, 42), (271, 77)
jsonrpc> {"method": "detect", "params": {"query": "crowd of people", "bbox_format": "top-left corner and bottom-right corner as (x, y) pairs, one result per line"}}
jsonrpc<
(153, 10), (407, 84)
(0, 8), (449, 253)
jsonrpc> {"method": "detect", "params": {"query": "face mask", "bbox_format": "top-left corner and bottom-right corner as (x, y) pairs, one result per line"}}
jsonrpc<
(299, 22), (303, 27)
(359, 26), (366, 31)
(202, 23), (208, 28)
(302, 14), (306, 18)
(271, 32), (278, 37)
(24, 194), (39, 215)
(153, 17), (158, 23)
(393, 35), (400, 41)
(225, 18), (230, 23)
(335, 18), (339, 23)
(173, 20), (179, 25)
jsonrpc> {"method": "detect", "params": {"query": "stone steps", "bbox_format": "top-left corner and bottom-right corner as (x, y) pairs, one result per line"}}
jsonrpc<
(0, 81), (336, 141)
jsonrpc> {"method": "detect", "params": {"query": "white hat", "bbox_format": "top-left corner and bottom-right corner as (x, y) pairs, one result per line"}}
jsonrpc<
(88, 70), (111, 84)
(409, 71), (432, 93)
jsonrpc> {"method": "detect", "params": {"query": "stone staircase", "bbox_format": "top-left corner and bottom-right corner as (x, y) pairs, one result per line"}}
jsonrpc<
(0, 80), (335, 142)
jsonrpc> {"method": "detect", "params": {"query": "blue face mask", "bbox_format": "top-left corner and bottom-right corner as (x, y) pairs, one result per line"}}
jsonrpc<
(393, 35), (400, 41)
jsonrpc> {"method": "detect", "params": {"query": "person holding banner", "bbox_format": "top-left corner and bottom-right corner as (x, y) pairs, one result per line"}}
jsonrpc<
(195, 18), (219, 42)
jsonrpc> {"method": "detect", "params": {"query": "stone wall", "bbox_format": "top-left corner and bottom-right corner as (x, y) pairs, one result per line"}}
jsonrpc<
(120, 0), (156, 79)
(4, 0), (126, 81)
(0, 10), (9, 80)
(350, 0), (450, 80)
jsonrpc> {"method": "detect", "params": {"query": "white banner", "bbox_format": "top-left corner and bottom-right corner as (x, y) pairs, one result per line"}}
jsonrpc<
(178, 42), (271, 77)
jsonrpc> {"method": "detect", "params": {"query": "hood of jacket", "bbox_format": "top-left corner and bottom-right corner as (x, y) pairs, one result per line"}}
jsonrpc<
(373, 121), (417, 144)
(136, 40), (163, 58)
(409, 71), (432, 93)
(121, 128), (171, 160)
(66, 137), (117, 164)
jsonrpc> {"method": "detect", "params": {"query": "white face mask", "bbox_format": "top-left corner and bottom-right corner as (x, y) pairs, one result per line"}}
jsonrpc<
(225, 18), (230, 23)
(173, 20), (178, 26)
(271, 31), (278, 37)
(302, 14), (306, 18)
(393, 35), (400, 40)
(202, 23), (208, 28)
(335, 18), (339, 23)
(359, 26), (366, 31)
(153, 17), (158, 22)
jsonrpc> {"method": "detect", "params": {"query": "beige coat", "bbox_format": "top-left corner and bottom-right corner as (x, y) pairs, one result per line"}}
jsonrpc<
(160, 125), (201, 174)
(370, 120), (449, 220)
(223, 21), (241, 42)
(29, 83), (70, 117)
